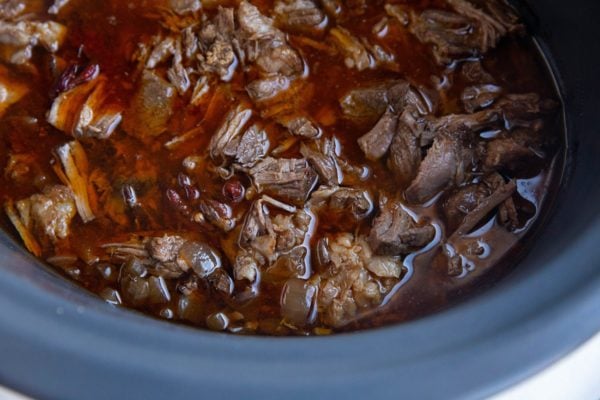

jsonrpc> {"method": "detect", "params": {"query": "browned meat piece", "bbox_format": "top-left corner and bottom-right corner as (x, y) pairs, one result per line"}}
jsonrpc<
(449, 174), (517, 238)
(223, 124), (270, 168)
(255, 45), (305, 77)
(387, 111), (422, 184)
(329, 27), (372, 71)
(368, 195), (435, 256)
(249, 157), (318, 203)
(237, 1), (304, 78)
(442, 182), (490, 230)
(448, 0), (522, 41)
(209, 105), (253, 163)
(123, 71), (176, 138)
(105, 235), (223, 279)
(309, 186), (373, 220)
(316, 233), (401, 327)
(405, 132), (476, 204)
(495, 93), (557, 128)
(281, 115), (321, 139)
(12, 185), (76, 244)
(484, 136), (539, 173)
(237, 1), (280, 40)
(357, 107), (397, 161)
(147, 235), (186, 264)
(167, 39), (191, 94)
(246, 75), (290, 102)
(199, 38), (237, 80)
(0, 20), (66, 52)
(196, 7), (238, 81)
(274, 0), (327, 32)
(409, 0), (522, 64)
(340, 80), (433, 122)
(328, 187), (373, 219)
(417, 108), (500, 146)
(300, 138), (342, 186)
(461, 60), (495, 84)
(462, 84), (503, 113)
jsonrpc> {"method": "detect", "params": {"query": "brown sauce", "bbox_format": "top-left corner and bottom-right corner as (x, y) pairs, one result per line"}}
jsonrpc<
(0, 0), (564, 335)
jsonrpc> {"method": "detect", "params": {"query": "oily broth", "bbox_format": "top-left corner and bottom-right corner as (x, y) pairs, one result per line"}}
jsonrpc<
(0, 0), (564, 335)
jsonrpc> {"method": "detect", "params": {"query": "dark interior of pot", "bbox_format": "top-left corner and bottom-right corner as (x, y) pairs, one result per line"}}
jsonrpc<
(0, 0), (598, 399)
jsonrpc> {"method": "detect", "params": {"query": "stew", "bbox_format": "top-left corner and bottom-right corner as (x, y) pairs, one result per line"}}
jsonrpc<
(0, 0), (564, 335)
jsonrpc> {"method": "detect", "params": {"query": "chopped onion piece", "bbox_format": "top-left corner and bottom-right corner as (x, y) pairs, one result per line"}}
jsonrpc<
(281, 278), (317, 326)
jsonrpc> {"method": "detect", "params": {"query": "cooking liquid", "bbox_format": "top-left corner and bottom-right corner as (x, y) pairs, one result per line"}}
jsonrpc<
(0, 0), (565, 334)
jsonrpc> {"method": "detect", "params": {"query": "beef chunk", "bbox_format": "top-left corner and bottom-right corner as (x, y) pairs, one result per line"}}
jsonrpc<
(281, 115), (321, 139)
(357, 107), (397, 161)
(249, 157), (318, 203)
(448, 173), (517, 238)
(328, 187), (373, 219)
(0, 20), (67, 55)
(387, 111), (422, 184)
(223, 124), (270, 168)
(274, 0), (327, 32)
(461, 84), (503, 113)
(123, 71), (176, 138)
(417, 108), (500, 146)
(495, 93), (557, 128)
(405, 132), (476, 204)
(255, 45), (304, 77)
(484, 136), (539, 173)
(461, 60), (495, 84)
(368, 195), (435, 256)
(208, 105), (253, 162)
(409, 0), (522, 64)
(300, 138), (342, 186)
(14, 185), (76, 243)
(197, 7), (238, 81)
(147, 235), (186, 264)
(340, 80), (432, 122)
(246, 75), (290, 102)
(442, 182), (492, 230)
(237, 1), (304, 78)
(310, 186), (373, 220)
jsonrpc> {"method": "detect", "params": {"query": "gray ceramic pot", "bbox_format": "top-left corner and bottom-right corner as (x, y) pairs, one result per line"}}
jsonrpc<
(0, 1), (598, 399)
